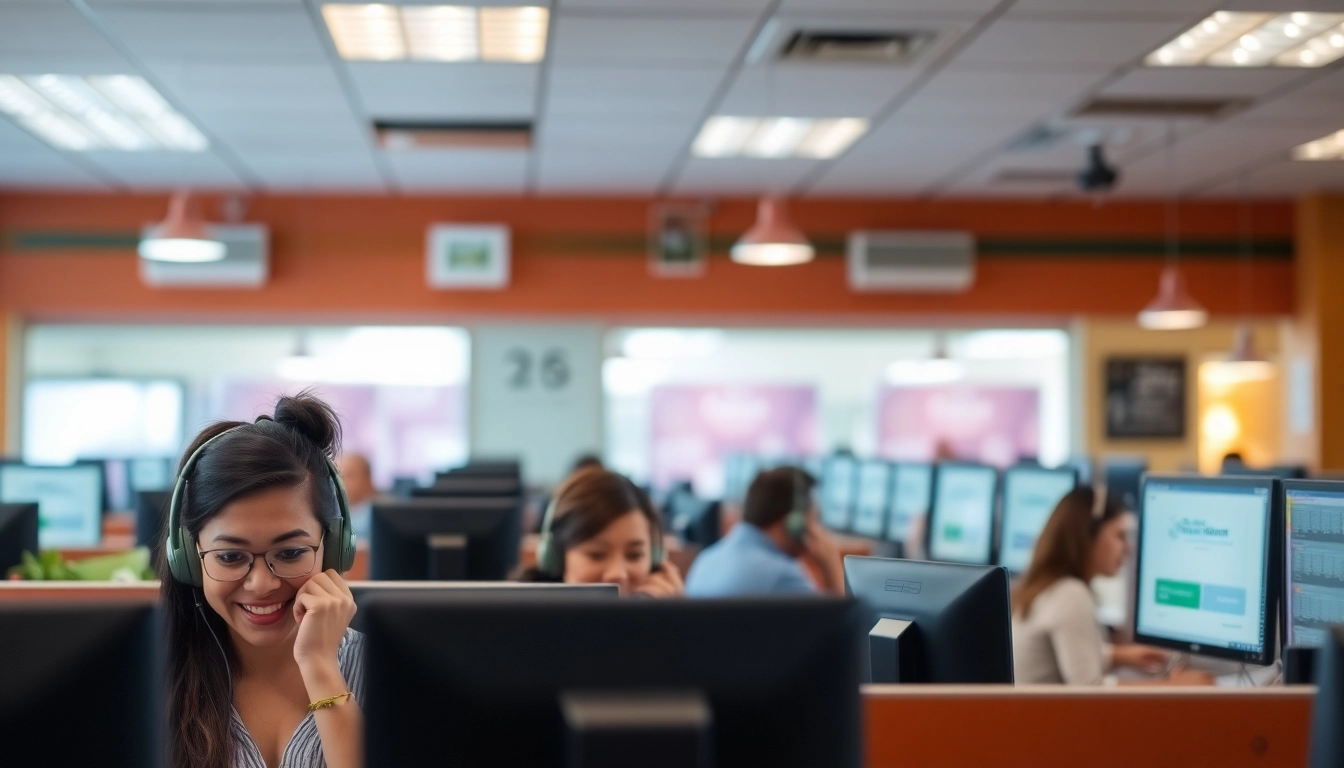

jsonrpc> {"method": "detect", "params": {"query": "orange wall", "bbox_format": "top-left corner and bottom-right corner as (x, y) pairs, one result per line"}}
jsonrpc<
(0, 194), (1293, 322)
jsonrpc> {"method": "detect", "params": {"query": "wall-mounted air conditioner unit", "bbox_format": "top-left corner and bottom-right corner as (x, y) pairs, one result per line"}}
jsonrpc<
(847, 231), (975, 293)
(138, 224), (269, 288)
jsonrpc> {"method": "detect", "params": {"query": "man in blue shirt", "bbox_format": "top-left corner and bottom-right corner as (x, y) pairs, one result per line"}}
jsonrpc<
(686, 467), (844, 597)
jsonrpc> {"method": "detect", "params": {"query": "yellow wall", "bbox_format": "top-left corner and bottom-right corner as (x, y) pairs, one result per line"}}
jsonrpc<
(1081, 319), (1283, 473)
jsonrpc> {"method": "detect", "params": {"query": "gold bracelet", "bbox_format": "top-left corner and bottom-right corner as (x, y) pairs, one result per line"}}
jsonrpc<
(307, 692), (354, 713)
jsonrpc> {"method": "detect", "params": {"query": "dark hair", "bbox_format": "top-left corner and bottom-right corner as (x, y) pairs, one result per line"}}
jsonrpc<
(516, 467), (662, 582)
(571, 453), (603, 474)
(743, 467), (815, 529)
(1012, 486), (1127, 619)
(157, 391), (343, 768)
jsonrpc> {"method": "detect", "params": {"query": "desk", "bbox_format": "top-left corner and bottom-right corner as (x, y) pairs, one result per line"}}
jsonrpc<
(863, 685), (1313, 768)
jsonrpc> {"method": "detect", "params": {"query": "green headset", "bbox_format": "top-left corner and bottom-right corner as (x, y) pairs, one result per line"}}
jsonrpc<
(164, 424), (357, 587)
(535, 476), (664, 579)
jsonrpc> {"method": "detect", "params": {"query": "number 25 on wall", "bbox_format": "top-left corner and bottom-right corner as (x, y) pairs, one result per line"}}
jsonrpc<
(506, 348), (571, 391)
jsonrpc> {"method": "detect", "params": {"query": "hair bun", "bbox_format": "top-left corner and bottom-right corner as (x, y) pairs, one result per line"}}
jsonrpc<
(272, 390), (341, 458)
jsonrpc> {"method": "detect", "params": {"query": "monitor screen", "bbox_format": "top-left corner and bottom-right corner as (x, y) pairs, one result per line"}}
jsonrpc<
(1135, 476), (1274, 664)
(1285, 482), (1344, 648)
(851, 461), (892, 538)
(886, 463), (932, 544)
(927, 464), (997, 565)
(997, 467), (1078, 574)
(0, 464), (104, 547)
(821, 456), (857, 531)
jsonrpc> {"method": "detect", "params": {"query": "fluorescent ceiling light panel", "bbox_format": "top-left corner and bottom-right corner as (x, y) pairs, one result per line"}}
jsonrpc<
(1146, 11), (1344, 67)
(1293, 128), (1344, 160)
(691, 116), (868, 159)
(0, 74), (205, 152)
(322, 4), (549, 63)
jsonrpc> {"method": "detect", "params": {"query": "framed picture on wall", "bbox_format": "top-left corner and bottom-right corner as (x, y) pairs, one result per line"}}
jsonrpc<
(426, 224), (510, 289)
(1104, 357), (1186, 439)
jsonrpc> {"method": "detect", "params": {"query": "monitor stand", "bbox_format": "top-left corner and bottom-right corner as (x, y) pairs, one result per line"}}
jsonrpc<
(560, 690), (712, 768)
(869, 617), (917, 684)
(426, 534), (467, 580)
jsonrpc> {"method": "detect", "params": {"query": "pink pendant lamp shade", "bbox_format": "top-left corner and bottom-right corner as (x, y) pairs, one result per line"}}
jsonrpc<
(731, 198), (815, 266)
(138, 191), (226, 263)
(1137, 265), (1207, 330)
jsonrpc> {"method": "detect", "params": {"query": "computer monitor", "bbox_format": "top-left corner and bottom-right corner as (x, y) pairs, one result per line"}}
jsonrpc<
(362, 597), (863, 768)
(347, 581), (618, 632)
(850, 460), (892, 539)
(885, 462), (932, 548)
(1227, 465), (1309, 480)
(664, 490), (721, 548)
(820, 455), (858, 532)
(135, 490), (173, 561)
(436, 460), (522, 480)
(997, 466), (1080, 574)
(0, 462), (105, 547)
(1102, 457), (1147, 511)
(926, 463), (998, 566)
(844, 555), (1013, 684)
(1134, 475), (1277, 665)
(0, 600), (162, 765)
(413, 476), (523, 498)
(1283, 480), (1344, 650)
(371, 498), (522, 581)
(0, 503), (38, 573)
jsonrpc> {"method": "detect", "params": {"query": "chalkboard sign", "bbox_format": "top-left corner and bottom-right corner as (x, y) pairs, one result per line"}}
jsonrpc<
(1105, 357), (1186, 439)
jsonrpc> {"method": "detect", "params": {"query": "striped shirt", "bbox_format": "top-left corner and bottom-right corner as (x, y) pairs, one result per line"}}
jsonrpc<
(230, 629), (365, 768)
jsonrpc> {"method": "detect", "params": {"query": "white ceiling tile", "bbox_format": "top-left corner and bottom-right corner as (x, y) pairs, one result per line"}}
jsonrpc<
(897, 68), (1105, 120)
(148, 63), (350, 113)
(551, 14), (759, 66)
(1008, 0), (1212, 16)
(546, 66), (724, 118)
(386, 149), (528, 192)
(566, 0), (768, 9)
(954, 19), (1185, 68)
(82, 150), (248, 190)
(672, 157), (818, 194)
(85, 2), (330, 62)
(193, 109), (369, 151)
(350, 63), (539, 120)
(1198, 159), (1344, 197)
(0, 3), (127, 60)
(538, 116), (693, 149)
(717, 64), (921, 118)
(235, 150), (385, 191)
(534, 153), (671, 193)
(782, 0), (999, 12)
(0, 153), (111, 190)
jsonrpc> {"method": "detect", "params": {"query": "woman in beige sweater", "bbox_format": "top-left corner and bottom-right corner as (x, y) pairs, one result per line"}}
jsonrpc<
(1011, 486), (1210, 685)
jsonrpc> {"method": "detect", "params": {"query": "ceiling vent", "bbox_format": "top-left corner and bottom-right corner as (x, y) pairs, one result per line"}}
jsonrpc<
(847, 231), (975, 293)
(1006, 125), (1073, 152)
(1070, 98), (1244, 120)
(778, 30), (934, 64)
(374, 121), (531, 150)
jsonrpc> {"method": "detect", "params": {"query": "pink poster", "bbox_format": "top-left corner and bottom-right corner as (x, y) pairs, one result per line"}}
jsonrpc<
(877, 386), (1040, 468)
(650, 384), (819, 494)
(208, 381), (466, 488)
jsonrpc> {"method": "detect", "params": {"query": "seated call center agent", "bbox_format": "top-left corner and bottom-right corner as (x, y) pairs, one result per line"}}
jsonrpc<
(685, 467), (844, 598)
(516, 467), (684, 597)
(335, 453), (376, 542)
(1011, 486), (1211, 686)
(159, 392), (364, 768)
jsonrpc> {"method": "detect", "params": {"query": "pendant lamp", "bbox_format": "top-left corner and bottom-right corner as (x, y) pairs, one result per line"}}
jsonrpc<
(1139, 122), (1206, 330)
(1138, 266), (1208, 330)
(1222, 324), (1274, 379)
(138, 190), (225, 263)
(731, 198), (814, 266)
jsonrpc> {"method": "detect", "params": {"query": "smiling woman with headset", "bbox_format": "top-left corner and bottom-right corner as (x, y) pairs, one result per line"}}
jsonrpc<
(516, 466), (684, 597)
(159, 392), (363, 768)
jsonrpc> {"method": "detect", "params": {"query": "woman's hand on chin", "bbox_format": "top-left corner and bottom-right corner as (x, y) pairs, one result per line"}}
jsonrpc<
(292, 569), (356, 683)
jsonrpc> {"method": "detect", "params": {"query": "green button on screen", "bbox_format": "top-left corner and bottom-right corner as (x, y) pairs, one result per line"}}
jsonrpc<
(1155, 579), (1201, 609)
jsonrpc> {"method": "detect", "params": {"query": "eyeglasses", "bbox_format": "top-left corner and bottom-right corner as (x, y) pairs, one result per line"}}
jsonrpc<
(197, 545), (319, 582)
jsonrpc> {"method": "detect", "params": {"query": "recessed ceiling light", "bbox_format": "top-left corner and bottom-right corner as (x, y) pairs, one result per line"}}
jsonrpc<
(1293, 128), (1344, 161)
(1145, 11), (1344, 67)
(691, 116), (869, 159)
(0, 74), (206, 152)
(321, 4), (549, 63)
